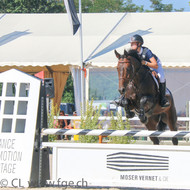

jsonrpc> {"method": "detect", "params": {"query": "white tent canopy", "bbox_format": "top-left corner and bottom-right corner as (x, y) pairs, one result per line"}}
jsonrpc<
(0, 12), (190, 70)
(0, 13), (80, 71)
(84, 12), (190, 68)
(0, 12), (190, 114)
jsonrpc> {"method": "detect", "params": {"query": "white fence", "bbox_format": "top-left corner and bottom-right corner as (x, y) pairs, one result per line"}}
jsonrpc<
(55, 116), (190, 121)
(54, 116), (190, 131)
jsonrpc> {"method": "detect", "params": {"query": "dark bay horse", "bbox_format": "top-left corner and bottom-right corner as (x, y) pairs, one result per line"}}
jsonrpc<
(115, 49), (178, 145)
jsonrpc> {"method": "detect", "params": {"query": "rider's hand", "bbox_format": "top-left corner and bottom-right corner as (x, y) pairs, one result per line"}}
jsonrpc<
(141, 60), (146, 65)
(152, 71), (158, 78)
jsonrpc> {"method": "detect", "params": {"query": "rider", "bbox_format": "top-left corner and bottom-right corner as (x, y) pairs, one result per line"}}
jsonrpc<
(114, 34), (170, 108)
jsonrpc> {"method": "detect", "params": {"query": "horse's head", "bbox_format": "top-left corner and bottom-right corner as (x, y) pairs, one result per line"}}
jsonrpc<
(115, 49), (141, 95)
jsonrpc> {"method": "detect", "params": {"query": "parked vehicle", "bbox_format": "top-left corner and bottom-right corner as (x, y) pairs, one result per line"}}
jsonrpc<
(92, 100), (119, 116)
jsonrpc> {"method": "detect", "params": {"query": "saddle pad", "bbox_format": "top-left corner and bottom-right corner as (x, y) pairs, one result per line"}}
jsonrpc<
(150, 72), (170, 95)
(150, 72), (159, 90)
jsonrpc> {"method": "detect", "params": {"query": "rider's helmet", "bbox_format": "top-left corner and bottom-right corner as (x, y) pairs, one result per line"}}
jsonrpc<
(130, 34), (144, 45)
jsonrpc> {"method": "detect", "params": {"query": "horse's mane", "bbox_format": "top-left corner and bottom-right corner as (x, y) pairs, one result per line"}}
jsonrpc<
(127, 49), (142, 63)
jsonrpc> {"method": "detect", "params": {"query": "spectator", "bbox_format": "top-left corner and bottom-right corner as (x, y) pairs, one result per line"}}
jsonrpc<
(64, 111), (77, 140)
(69, 111), (77, 128)
(59, 111), (68, 129)
(58, 111), (68, 140)
(65, 113), (71, 126)
(101, 110), (110, 130)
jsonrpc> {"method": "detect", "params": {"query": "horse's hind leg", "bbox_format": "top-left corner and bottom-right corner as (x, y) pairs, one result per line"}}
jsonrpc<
(157, 119), (167, 131)
(166, 105), (178, 145)
(145, 115), (160, 145)
(168, 120), (178, 145)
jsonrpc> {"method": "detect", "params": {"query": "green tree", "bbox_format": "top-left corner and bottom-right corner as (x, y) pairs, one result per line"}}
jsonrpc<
(62, 74), (75, 103)
(79, 99), (101, 143)
(174, 8), (184, 12)
(88, 0), (123, 13)
(149, 0), (173, 12)
(74, 0), (143, 13)
(108, 112), (134, 144)
(0, 0), (64, 13)
(73, 0), (93, 13)
(122, 0), (144, 12)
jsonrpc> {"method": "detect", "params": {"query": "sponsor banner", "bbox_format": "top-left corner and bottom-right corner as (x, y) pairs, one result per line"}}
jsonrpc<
(51, 143), (190, 189)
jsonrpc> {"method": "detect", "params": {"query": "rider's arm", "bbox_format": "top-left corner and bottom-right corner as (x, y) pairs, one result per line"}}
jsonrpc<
(145, 57), (158, 69)
(142, 48), (158, 69)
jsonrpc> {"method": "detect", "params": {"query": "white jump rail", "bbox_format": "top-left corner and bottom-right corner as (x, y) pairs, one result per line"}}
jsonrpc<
(54, 116), (190, 121)
(42, 128), (190, 138)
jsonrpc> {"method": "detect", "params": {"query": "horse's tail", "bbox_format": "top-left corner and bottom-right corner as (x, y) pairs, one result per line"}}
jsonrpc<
(166, 88), (175, 105)
(166, 88), (178, 130)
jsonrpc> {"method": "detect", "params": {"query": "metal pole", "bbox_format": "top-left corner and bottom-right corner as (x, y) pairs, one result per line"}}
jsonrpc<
(79, 0), (85, 112)
(189, 101), (190, 129)
(38, 83), (45, 187)
(188, 101), (190, 141)
(85, 68), (89, 102)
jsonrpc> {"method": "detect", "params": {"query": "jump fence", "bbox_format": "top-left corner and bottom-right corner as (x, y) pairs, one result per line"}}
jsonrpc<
(42, 128), (190, 138)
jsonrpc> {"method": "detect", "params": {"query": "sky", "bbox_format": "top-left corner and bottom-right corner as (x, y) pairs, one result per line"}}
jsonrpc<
(132, 0), (190, 11)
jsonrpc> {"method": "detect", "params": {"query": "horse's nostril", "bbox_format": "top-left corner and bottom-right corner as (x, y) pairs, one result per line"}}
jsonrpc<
(119, 87), (125, 94)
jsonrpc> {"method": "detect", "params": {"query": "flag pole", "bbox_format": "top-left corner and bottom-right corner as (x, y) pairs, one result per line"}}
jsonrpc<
(79, 0), (85, 112)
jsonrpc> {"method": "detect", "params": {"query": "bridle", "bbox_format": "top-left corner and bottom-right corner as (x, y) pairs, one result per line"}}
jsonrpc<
(117, 54), (143, 96)
(118, 57), (140, 82)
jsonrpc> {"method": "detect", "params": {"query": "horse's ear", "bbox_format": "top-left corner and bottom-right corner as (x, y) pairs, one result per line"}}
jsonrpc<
(114, 50), (120, 59)
(124, 49), (128, 57)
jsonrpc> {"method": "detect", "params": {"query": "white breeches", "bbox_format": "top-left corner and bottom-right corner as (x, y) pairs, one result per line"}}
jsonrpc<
(152, 58), (166, 83)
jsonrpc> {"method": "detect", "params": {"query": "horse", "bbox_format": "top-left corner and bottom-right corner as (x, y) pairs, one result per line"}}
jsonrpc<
(115, 49), (178, 145)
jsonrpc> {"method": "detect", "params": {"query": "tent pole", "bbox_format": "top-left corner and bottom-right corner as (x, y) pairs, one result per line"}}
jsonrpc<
(79, 0), (85, 113)
(84, 12), (127, 62)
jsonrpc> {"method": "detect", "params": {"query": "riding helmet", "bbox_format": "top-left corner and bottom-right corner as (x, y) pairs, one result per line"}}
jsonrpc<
(130, 34), (144, 45)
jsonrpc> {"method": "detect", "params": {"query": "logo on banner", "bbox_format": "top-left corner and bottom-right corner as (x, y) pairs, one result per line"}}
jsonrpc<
(107, 152), (169, 172)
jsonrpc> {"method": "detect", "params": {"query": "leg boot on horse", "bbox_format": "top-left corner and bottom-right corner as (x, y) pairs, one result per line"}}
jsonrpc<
(125, 108), (135, 118)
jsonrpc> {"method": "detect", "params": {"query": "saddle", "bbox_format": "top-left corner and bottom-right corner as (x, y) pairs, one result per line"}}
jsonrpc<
(149, 70), (159, 91)
(148, 69), (169, 95)
(143, 65), (160, 91)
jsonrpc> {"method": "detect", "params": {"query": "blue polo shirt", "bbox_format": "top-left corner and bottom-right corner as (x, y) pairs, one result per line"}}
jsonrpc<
(140, 47), (158, 62)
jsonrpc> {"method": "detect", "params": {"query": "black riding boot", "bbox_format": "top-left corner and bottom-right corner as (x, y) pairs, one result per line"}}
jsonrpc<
(159, 82), (170, 108)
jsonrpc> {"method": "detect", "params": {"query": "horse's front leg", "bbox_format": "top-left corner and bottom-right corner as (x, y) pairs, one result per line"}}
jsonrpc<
(139, 96), (149, 124)
(124, 99), (135, 119)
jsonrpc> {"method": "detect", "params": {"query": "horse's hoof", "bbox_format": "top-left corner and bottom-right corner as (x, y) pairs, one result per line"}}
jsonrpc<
(126, 112), (135, 118)
(153, 140), (160, 145)
(172, 137), (178, 145)
(151, 137), (160, 145)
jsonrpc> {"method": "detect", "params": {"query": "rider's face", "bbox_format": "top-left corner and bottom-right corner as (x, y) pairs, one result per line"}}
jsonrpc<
(131, 42), (138, 50)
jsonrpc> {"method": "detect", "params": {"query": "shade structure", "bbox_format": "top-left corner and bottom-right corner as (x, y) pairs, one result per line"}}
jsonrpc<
(0, 12), (190, 110)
